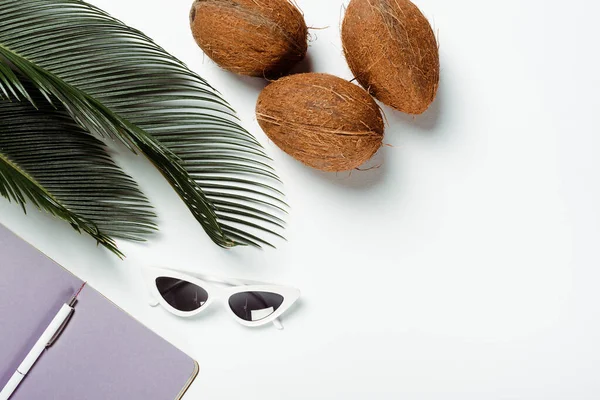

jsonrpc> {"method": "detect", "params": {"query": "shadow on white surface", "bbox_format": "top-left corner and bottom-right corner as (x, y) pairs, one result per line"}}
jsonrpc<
(288, 51), (315, 76)
(384, 70), (446, 134)
(219, 51), (316, 94)
(224, 70), (269, 93)
(305, 151), (389, 191)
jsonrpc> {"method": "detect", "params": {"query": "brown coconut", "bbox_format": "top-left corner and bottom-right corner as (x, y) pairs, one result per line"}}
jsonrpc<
(256, 73), (384, 172)
(342, 0), (439, 114)
(190, 0), (308, 78)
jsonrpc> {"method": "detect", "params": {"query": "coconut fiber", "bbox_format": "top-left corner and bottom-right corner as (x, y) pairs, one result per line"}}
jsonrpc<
(190, 0), (308, 78)
(342, 0), (439, 114)
(256, 73), (385, 172)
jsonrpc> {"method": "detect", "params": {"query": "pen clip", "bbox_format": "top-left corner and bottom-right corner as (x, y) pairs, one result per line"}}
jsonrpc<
(46, 307), (74, 348)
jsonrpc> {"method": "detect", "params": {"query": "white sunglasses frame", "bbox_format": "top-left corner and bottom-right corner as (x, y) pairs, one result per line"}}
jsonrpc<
(143, 267), (300, 330)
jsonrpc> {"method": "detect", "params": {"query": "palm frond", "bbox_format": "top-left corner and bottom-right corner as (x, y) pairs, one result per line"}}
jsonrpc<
(0, 85), (157, 257)
(0, 0), (286, 248)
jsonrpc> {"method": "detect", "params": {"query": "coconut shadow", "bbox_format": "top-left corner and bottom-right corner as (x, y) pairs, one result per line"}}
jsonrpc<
(287, 52), (314, 75)
(225, 71), (270, 92)
(301, 148), (390, 191)
(382, 69), (446, 135)
(220, 52), (314, 93)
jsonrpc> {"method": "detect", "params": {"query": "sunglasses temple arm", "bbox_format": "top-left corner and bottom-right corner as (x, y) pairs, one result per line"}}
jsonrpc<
(179, 272), (273, 287)
(273, 318), (284, 330)
(142, 278), (160, 307)
(147, 290), (160, 307)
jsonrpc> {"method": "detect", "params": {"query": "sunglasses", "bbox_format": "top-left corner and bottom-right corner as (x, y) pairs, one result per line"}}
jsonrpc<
(143, 267), (300, 329)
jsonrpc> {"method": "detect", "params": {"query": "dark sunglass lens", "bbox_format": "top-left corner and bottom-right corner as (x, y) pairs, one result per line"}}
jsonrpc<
(228, 292), (284, 322)
(155, 277), (208, 312)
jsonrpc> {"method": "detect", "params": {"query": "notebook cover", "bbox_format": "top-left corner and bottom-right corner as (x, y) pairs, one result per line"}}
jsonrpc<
(0, 223), (198, 399)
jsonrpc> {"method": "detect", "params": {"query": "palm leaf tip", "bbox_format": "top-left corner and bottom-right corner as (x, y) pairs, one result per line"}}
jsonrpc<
(0, 84), (157, 256)
(0, 0), (287, 249)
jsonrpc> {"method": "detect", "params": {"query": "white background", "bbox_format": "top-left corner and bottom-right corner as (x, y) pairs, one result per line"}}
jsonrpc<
(1, 0), (599, 398)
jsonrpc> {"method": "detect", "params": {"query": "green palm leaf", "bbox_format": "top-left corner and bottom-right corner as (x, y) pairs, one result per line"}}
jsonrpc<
(0, 0), (285, 248)
(0, 85), (156, 257)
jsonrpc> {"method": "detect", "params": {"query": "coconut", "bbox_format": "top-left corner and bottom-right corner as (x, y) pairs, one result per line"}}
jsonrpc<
(256, 73), (384, 172)
(190, 0), (308, 78)
(341, 0), (439, 114)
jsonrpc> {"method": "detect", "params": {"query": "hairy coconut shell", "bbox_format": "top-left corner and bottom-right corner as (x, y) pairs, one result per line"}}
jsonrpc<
(342, 0), (439, 114)
(190, 0), (308, 78)
(256, 73), (384, 172)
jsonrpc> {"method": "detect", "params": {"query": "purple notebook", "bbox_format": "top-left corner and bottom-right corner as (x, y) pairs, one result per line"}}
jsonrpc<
(0, 224), (198, 399)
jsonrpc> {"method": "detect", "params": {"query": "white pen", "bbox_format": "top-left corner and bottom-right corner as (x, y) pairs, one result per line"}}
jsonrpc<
(0, 282), (86, 400)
